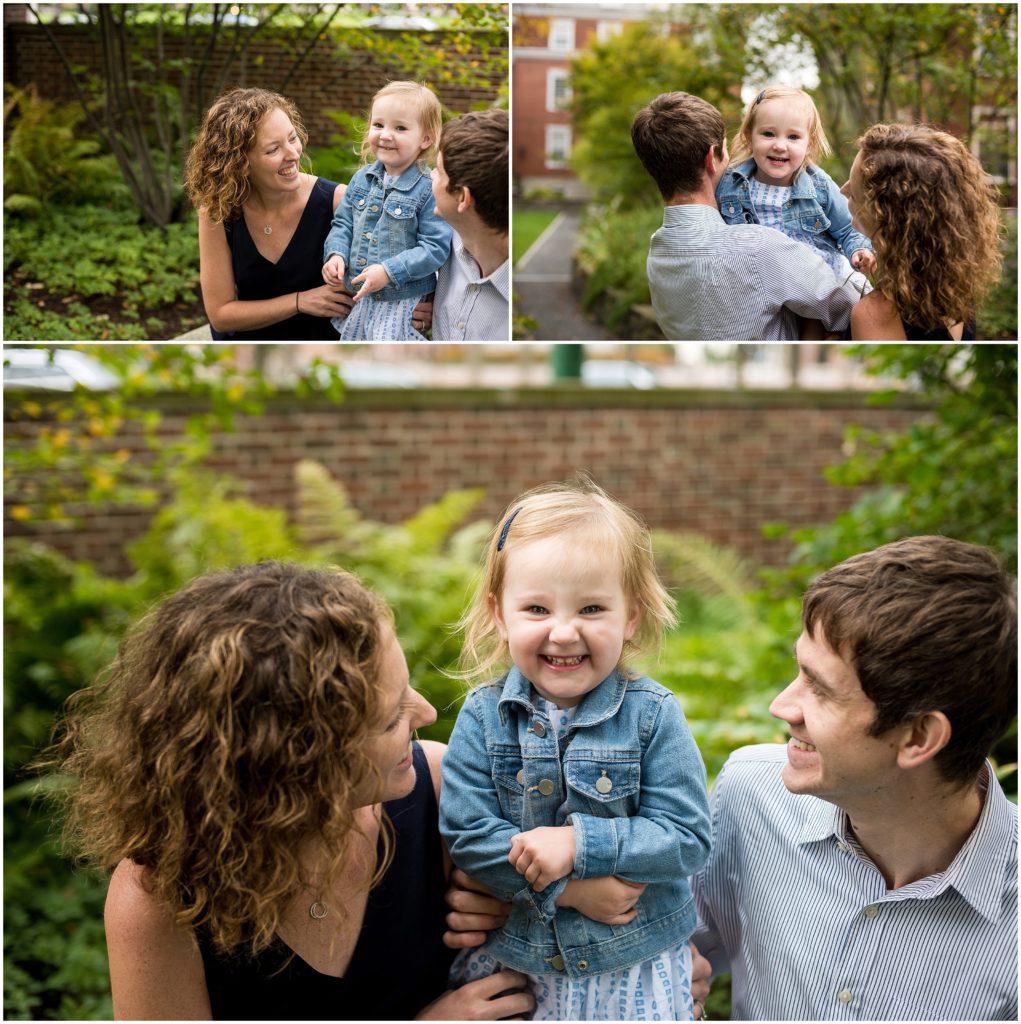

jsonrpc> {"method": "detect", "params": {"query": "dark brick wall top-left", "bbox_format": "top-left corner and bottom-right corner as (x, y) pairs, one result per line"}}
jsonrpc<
(3, 22), (507, 141)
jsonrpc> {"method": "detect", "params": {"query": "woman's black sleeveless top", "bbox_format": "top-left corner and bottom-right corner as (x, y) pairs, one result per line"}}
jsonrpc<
(212, 176), (340, 341)
(199, 743), (454, 1019)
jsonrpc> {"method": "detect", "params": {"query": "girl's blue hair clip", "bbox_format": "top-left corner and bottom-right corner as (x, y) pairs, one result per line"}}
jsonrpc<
(496, 507), (522, 551)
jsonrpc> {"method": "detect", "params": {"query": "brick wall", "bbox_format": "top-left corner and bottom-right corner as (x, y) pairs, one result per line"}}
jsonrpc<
(4, 389), (928, 577)
(3, 21), (505, 141)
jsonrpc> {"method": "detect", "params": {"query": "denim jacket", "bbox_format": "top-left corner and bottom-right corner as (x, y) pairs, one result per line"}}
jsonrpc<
(323, 160), (452, 302)
(716, 158), (872, 260)
(439, 666), (711, 978)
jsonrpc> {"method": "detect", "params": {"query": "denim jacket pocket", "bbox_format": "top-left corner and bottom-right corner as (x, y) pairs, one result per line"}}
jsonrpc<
(565, 750), (641, 816)
(798, 210), (831, 234)
(383, 195), (418, 221)
(492, 747), (525, 822)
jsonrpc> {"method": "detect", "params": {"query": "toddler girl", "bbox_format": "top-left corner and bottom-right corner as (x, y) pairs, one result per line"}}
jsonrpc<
(322, 81), (452, 340)
(439, 477), (712, 1021)
(717, 85), (876, 290)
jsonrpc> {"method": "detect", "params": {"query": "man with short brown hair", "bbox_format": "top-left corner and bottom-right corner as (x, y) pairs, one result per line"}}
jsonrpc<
(692, 535), (1018, 1020)
(431, 109), (509, 341)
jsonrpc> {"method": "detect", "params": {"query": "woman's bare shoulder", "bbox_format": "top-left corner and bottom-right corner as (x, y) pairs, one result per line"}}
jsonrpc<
(418, 739), (447, 803)
(850, 289), (907, 340)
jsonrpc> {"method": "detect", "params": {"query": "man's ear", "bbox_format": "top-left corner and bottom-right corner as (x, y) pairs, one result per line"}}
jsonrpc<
(456, 184), (474, 215)
(896, 711), (953, 771)
(488, 592), (508, 641)
(704, 144), (723, 179)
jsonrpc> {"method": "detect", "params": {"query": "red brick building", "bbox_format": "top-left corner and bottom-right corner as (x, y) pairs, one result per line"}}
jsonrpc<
(512, 3), (653, 199)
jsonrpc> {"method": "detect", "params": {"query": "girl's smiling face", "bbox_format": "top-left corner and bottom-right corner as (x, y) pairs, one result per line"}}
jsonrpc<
(748, 98), (811, 188)
(490, 534), (639, 708)
(367, 94), (431, 176)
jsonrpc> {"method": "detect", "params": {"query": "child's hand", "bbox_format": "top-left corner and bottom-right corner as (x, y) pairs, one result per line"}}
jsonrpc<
(322, 254), (345, 285)
(351, 263), (392, 302)
(508, 825), (575, 892)
(852, 249), (877, 276)
(556, 876), (646, 925)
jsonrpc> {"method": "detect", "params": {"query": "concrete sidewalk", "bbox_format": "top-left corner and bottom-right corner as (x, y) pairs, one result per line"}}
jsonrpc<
(515, 208), (609, 341)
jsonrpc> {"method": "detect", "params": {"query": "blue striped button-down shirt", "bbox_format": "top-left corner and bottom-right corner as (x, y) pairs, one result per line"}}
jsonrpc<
(692, 744), (1017, 1020)
(646, 204), (860, 341)
(432, 230), (510, 341)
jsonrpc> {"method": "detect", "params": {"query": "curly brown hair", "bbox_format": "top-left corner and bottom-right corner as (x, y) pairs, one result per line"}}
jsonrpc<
(49, 562), (395, 955)
(856, 123), (1003, 332)
(185, 88), (310, 224)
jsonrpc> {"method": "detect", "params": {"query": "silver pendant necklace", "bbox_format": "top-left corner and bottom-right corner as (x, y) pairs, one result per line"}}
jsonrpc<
(263, 225), (273, 235)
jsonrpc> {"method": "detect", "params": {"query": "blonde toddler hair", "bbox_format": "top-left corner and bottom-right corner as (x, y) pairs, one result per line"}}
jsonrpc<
(730, 85), (831, 180)
(360, 80), (443, 166)
(458, 475), (677, 684)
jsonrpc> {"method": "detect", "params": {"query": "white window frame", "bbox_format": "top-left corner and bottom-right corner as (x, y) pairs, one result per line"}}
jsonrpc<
(971, 106), (1015, 186)
(548, 18), (575, 51)
(595, 20), (624, 43)
(546, 69), (572, 113)
(545, 124), (572, 169)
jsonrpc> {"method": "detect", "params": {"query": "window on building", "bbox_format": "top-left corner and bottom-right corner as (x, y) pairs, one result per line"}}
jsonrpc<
(972, 108), (1015, 186)
(546, 69), (572, 112)
(596, 20), (624, 43)
(548, 18), (575, 51)
(545, 125), (572, 169)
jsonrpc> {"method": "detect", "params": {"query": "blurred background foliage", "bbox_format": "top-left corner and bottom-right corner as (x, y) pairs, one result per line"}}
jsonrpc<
(3, 343), (1016, 1018)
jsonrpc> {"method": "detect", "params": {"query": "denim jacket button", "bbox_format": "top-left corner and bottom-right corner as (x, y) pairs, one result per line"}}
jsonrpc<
(577, 959), (589, 971)
(549, 954), (566, 972)
(537, 779), (555, 796)
(728, 205), (734, 214)
(516, 769), (525, 784)
(394, 206), (403, 215)
(371, 205), (379, 212)
(596, 772), (613, 794)
(532, 721), (547, 737)
(357, 198), (365, 207)
(815, 219), (822, 229)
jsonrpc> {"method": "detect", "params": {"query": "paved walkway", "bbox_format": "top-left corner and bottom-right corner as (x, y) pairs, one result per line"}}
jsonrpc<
(515, 208), (610, 341)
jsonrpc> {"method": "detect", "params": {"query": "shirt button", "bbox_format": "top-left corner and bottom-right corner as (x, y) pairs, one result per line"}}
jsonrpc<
(838, 989), (853, 1004)
(864, 905), (879, 920)
(532, 721), (547, 738)
(837, 841), (850, 853)
(577, 960), (589, 971)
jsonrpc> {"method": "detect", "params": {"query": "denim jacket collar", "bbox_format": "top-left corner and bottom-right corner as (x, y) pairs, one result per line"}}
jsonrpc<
(728, 157), (820, 200)
(364, 159), (427, 191)
(496, 664), (627, 728)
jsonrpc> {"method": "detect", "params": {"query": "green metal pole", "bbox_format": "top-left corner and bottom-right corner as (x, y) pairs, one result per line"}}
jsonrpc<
(551, 344), (584, 381)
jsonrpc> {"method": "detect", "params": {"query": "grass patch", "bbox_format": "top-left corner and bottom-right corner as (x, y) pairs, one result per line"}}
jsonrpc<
(513, 209), (558, 265)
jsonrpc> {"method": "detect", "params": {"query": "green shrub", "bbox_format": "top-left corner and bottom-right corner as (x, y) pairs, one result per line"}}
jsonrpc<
(574, 199), (661, 328)
(977, 212), (1018, 340)
(4, 204), (200, 341)
(3, 85), (126, 216)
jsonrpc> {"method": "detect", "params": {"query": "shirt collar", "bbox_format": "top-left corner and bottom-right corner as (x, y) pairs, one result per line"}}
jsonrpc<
(796, 763), (1015, 922)
(366, 160), (425, 189)
(453, 231), (511, 301)
(497, 664), (627, 727)
(662, 203), (726, 228)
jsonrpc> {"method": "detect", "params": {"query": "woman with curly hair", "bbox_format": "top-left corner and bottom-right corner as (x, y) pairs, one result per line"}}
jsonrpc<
(50, 562), (532, 1019)
(840, 123), (1003, 339)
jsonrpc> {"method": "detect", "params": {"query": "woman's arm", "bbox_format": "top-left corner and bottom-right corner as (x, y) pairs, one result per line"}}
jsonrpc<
(105, 860), (211, 1020)
(850, 290), (908, 340)
(197, 210), (353, 332)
